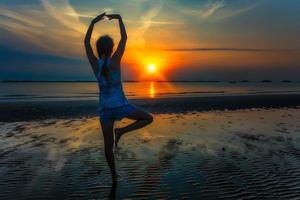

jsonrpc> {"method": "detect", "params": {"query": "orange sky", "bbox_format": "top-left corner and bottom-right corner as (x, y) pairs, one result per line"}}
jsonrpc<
(1, 0), (300, 81)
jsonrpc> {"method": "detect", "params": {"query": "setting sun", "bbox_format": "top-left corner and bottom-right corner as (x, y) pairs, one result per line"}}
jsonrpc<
(147, 64), (156, 73)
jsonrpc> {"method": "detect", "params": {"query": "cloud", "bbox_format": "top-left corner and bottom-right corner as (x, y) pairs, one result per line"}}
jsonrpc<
(65, 7), (114, 19)
(162, 47), (300, 52)
(65, 12), (96, 19)
(0, 18), (51, 52)
(202, 0), (225, 17)
(216, 2), (263, 19)
(0, 0), (179, 57)
(134, 1), (164, 46)
(0, 7), (44, 27)
(180, 0), (225, 18)
(0, 6), (52, 51)
(0, 0), (299, 82)
(139, 19), (182, 25)
(41, 0), (87, 35)
(0, 0), (103, 57)
(181, 0), (262, 20)
(39, 0), (113, 56)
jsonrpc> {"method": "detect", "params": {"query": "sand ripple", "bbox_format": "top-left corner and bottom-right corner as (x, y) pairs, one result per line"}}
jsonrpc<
(0, 108), (300, 199)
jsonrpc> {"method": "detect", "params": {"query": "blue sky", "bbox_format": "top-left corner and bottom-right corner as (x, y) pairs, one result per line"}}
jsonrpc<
(0, 0), (300, 81)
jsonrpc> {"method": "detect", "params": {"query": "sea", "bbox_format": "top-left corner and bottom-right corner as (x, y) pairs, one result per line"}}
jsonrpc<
(0, 81), (300, 102)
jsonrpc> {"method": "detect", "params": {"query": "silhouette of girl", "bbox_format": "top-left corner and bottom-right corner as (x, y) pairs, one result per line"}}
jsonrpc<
(84, 13), (153, 182)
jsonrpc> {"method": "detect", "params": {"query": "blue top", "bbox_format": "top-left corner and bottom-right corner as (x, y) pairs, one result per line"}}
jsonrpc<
(97, 58), (129, 111)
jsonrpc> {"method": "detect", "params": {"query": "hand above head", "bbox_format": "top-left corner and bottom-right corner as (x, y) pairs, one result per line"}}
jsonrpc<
(105, 14), (122, 20)
(92, 12), (106, 24)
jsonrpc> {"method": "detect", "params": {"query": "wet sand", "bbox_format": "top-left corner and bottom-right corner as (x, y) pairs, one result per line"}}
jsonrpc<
(0, 93), (300, 122)
(1, 108), (300, 199)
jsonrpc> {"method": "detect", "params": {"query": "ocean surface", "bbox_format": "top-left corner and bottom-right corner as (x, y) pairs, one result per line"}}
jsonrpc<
(0, 81), (300, 102)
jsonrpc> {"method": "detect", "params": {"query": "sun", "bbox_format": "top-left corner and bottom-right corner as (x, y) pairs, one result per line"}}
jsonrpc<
(147, 64), (156, 73)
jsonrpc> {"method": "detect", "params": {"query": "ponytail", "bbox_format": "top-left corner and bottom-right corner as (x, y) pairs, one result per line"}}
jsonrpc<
(101, 57), (110, 81)
(96, 35), (114, 81)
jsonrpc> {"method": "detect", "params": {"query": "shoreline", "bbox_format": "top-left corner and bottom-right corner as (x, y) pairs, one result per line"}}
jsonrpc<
(0, 93), (300, 122)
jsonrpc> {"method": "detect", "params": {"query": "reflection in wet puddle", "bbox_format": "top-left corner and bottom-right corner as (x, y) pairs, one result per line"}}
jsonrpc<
(1, 108), (300, 199)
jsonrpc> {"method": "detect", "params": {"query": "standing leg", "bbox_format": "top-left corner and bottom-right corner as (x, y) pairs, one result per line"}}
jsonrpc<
(99, 118), (117, 182)
(115, 107), (153, 147)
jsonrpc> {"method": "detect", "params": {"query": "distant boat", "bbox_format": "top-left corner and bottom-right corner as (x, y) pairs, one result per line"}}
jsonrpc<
(281, 80), (292, 83)
(240, 80), (249, 83)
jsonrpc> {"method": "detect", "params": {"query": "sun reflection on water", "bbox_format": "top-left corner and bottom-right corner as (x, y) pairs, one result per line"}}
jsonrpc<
(149, 82), (156, 98)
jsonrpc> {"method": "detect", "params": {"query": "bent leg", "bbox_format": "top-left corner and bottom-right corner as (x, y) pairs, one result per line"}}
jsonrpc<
(100, 118), (117, 182)
(115, 107), (153, 147)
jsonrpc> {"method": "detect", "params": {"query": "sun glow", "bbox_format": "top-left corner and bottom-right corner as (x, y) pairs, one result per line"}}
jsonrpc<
(131, 49), (174, 81)
(147, 64), (156, 73)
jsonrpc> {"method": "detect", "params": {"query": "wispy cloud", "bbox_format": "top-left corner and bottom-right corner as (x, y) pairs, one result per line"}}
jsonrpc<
(0, 0), (105, 57)
(163, 47), (300, 52)
(202, 0), (225, 17)
(216, 1), (263, 19)
(0, 7), (44, 27)
(181, 0), (262, 20)
(140, 20), (182, 25)
(65, 12), (96, 19)
(0, 12), (51, 52)
(0, 0), (299, 81)
(181, 0), (225, 18)
(64, 7), (114, 19)
(0, 0), (181, 56)
(134, 2), (164, 46)
(41, 0), (87, 35)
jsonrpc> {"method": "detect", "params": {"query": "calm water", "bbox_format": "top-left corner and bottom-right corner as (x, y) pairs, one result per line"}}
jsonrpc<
(0, 81), (300, 102)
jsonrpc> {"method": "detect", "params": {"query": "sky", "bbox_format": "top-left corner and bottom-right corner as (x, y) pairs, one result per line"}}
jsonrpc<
(0, 0), (300, 81)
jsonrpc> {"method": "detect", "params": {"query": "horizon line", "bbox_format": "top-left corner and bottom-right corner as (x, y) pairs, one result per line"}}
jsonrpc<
(0, 80), (297, 83)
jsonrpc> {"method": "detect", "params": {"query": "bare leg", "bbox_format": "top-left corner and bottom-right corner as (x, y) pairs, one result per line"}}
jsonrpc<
(109, 180), (117, 200)
(99, 118), (117, 182)
(115, 107), (153, 147)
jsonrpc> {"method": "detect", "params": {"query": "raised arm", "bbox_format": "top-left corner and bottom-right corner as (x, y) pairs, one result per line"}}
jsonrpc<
(106, 14), (127, 61)
(84, 13), (105, 76)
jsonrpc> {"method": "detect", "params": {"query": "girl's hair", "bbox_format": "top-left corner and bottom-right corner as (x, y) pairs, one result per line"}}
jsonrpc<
(96, 35), (114, 80)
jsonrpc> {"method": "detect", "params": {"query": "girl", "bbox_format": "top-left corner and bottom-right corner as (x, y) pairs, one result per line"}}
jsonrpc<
(84, 13), (153, 182)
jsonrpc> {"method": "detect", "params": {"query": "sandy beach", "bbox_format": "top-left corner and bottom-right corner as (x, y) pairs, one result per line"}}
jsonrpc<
(1, 99), (300, 199)
(2, 0), (300, 198)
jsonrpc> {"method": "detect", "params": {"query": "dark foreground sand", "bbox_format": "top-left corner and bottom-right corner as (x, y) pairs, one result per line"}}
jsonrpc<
(0, 93), (300, 122)
(1, 107), (300, 199)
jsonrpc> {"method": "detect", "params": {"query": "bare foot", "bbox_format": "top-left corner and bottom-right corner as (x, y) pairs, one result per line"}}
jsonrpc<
(114, 128), (122, 148)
